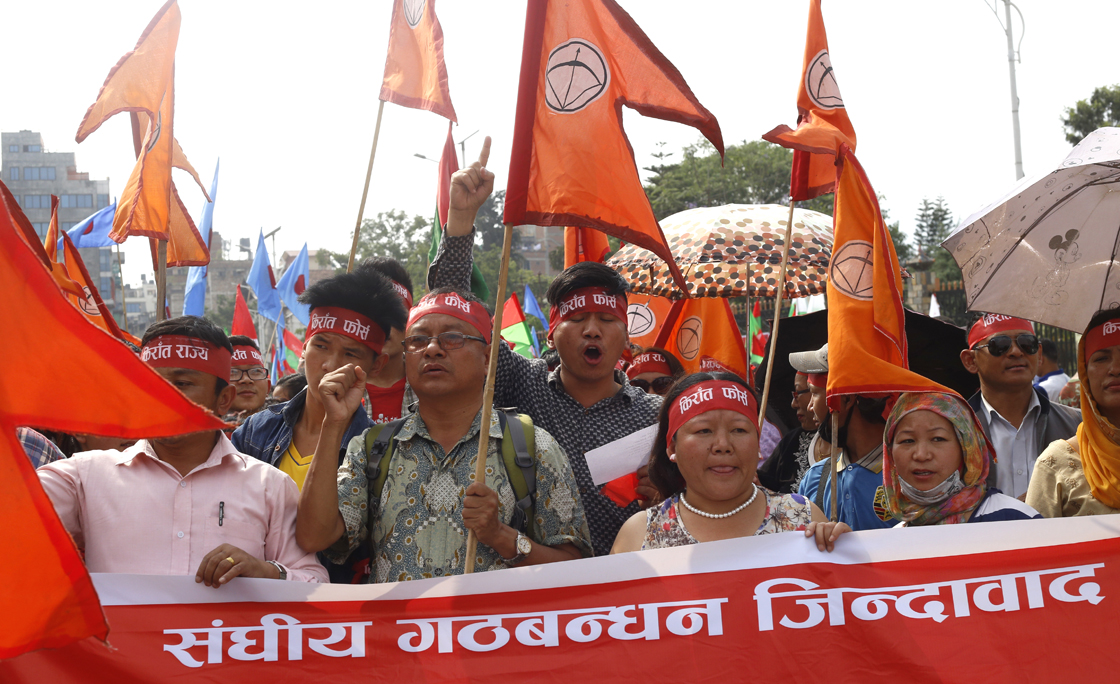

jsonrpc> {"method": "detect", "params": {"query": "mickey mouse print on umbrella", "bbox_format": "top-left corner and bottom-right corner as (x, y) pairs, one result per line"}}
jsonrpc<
(943, 127), (1120, 332)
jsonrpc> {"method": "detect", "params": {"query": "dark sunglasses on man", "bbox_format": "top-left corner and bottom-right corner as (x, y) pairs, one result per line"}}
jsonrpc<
(630, 376), (675, 395)
(975, 333), (1039, 357)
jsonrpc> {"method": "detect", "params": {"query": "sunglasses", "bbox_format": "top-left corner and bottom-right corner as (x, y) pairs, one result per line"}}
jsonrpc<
(631, 376), (675, 395)
(975, 333), (1039, 357)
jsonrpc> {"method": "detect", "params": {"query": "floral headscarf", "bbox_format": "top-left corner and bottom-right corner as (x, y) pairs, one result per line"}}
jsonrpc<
(883, 392), (991, 526)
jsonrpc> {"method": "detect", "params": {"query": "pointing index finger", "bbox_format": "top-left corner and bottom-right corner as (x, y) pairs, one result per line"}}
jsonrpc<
(478, 136), (492, 168)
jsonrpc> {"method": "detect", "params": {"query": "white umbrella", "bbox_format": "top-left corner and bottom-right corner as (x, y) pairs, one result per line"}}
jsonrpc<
(943, 127), (1120, 332)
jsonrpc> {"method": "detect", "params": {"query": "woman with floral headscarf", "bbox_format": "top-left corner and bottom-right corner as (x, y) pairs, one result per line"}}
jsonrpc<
(885, 392), (1040, 526)
(1027, 308), (1120, 516)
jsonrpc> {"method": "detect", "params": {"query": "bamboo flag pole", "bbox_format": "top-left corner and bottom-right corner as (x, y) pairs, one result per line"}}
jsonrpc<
(346, 100), (387, 273)
(464, 223), (514, 574)
(829, 411), (839, 522)
(757, 200), (797, 421)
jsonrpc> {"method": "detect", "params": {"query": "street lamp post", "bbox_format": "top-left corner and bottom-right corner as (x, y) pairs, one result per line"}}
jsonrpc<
(989, 0), (1026, 180)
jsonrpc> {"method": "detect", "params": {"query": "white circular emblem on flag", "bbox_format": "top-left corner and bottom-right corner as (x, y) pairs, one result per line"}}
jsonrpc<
(403, 0), (424, 28)
(829, 240), (874, 301)
(627, 302), (656, 338)
(676, 316), (704, 361)
(544, 39), (610, 114)
(79, 286), (101, 316)
(805, 49), (844, 110)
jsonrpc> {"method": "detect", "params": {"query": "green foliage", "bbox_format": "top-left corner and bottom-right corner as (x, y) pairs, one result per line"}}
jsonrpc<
(474, 243), (547, 311)
(205, 293), (236, 332)
(879, 201), (913, 263)
(317, 210), (432, 297)
(1062, 84), (1120, 145)
(912, 197), (961, 282)
(643, 139), (833, 219)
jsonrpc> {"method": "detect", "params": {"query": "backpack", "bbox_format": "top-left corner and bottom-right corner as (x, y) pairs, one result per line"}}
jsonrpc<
(362, 408), (538, 541)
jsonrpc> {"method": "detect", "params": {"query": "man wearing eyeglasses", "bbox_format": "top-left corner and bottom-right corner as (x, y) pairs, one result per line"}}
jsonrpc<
(295, 287), (593, 582)
(226, 336), (270, 426)
(961, 314), (1081, 499)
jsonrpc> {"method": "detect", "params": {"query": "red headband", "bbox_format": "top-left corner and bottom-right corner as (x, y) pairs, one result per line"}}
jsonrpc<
(548, 287), (628, 340)
(141, 335), (232, 381)
(391, 280), (413, 310)
(627, 352), (672, 379)
(1085, 319), (1120, 357)
(307, 306), (386, 354)
(666, 380), (759, 448)
(968, 314), (1035, 349)
(406, 292), (493, 343)
(807, 372), (828, 388)
(231, 345), (265, 367)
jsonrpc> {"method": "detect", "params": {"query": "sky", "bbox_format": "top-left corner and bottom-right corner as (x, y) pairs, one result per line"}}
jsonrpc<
(5, 0), (1118, 287)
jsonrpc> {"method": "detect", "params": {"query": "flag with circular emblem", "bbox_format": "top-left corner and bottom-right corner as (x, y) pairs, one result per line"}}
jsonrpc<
(380, 0), (457, 122)
(504, 0), (723, 292)
(653, 297), (748, 380)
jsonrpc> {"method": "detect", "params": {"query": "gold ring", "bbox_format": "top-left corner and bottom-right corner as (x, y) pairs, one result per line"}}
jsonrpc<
(224, 556), (236, 565)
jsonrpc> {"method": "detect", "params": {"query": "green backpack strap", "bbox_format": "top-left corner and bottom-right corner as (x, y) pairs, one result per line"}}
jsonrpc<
(497, 408), (537, 540)
(363, 418), (408, 505)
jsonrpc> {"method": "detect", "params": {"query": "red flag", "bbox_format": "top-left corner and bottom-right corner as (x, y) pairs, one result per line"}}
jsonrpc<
(436, 122), (457, 229)
(762, 0), (857, 201)
(380, 0), (456, 122)
(504, 0), (723, 290)
(0, 180), (227, 659)
(825, 146), (949, 405)
(231, 285), (257, 340)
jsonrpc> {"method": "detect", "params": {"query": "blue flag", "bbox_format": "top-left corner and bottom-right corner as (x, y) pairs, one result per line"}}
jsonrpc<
(182, 160), (220, 317)
(277, 243), (310, 325)
(523, 284), (549, 332)
(59, 201), (117, 249)
(529, 325), (541, 357)
(247, 229), (282, 322)
(271, 317), (286, 384)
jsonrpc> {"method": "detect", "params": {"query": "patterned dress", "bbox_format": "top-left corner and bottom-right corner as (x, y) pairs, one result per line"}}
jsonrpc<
(641, 489), (813, 550)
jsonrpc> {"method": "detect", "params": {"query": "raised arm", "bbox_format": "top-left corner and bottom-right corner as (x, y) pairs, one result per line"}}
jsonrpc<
(427, 136), (494, 292)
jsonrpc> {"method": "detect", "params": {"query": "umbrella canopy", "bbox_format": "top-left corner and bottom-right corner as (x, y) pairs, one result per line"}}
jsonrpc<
(943, 127), (1120, 332)
(755, 309), (979, 431)
(607, 204), (833, 299)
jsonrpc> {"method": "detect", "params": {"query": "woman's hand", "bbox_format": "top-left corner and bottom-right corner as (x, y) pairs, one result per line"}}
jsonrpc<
(804, 521), (851, 552)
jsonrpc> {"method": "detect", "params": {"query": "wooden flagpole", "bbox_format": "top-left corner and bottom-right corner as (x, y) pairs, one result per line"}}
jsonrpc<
(346, 100), (386, 273)
(757, 200), (797, 421)
(155, 241), (168, 321)
(829, 411), (839, 522)
(464, 223), (514, 574)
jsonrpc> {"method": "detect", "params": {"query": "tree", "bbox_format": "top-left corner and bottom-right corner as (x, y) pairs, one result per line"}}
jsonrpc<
(913, 197), (961, 282)
(880, 202), (912, 262)
(317, 210), (432, 296)
(1062, 84), (1120, 145)
(205, 293), (236, 332)
(643, 139), (834, 218)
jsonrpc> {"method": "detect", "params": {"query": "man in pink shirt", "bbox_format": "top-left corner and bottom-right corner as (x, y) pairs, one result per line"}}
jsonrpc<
(39, 316), (326, 586)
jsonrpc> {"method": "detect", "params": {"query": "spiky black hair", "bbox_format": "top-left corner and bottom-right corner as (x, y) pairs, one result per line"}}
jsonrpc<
(357, 256), (413, 297)
(297, 267), (408, 340)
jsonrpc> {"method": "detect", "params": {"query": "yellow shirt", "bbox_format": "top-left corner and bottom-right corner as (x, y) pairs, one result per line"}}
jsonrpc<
(278, 442), (313, 491)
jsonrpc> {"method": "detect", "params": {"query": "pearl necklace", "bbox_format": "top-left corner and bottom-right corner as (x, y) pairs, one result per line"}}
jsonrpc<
(680, 484), (759, 519)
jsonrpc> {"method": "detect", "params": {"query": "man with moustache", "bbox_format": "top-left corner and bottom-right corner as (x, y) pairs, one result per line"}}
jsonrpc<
(758, 370), (820, 493)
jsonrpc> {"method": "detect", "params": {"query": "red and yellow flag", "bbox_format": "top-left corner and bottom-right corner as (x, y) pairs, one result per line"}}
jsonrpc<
(0, 180), (227, 659)
(75, 0), (209, 266)
(825, 146), (949, 404)
(564, 226), (612, 270)
(380, 0), (457, 122)
(654, 297), (749, 379)
(504, 0), (723, 290)
(762, 0), (857, 201)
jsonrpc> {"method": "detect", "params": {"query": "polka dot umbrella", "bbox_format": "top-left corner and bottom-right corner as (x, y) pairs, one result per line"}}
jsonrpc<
(606, 204), (833, 299)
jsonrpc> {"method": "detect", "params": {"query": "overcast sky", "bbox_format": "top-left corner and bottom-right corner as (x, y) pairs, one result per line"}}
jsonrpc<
(5, 0), (1117, 286)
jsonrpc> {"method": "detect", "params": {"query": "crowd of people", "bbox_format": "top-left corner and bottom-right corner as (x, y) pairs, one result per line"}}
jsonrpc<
(20, 146), (1120, 590)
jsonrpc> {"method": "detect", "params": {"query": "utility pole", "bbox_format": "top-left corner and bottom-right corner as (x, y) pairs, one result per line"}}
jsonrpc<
(458, 130), (479, 168)
(991, 0), (1025, 180)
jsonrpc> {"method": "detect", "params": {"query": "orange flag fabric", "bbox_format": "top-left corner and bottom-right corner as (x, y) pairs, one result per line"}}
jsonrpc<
(654, 297), (749, 379)
(75, 0), (209, 266)
(625, 293), (673, 350)
(380, 0), (457, 122)
(0, 181), (227, 659)
(564, 226), (612, 269)
(825, 146), (950, 405)
(504, 0), (723, 290)
(762, 0), (857, 201)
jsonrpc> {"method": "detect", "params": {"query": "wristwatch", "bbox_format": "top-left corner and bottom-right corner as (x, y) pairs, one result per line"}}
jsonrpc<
(266, 560), (288, 580)
(501, 532), (533, 565)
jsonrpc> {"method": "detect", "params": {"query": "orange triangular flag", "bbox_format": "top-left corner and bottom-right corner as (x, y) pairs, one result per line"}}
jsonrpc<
(504, 0), (723, 291)
(825, 146), (950, 404)
(44, 197), (85, 299)
(380, 0), (457, 122)
(146, 183), (209, 268)
(625, 293), (672, 350)
(654, 297), (749, 379)
(60, 233), (131, 342)
(762, 0), (857, 201)
(564, 226), (611, 269)
(0, 179), (227, 659)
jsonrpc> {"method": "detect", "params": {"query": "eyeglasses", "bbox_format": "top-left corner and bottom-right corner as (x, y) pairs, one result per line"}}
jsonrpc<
(402, 331), (487, 354)
(975, 333), (1039, 357)
(231, 367), (269, 381)
(791, 388), (810, 400)
(630, 376), (675, 395)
